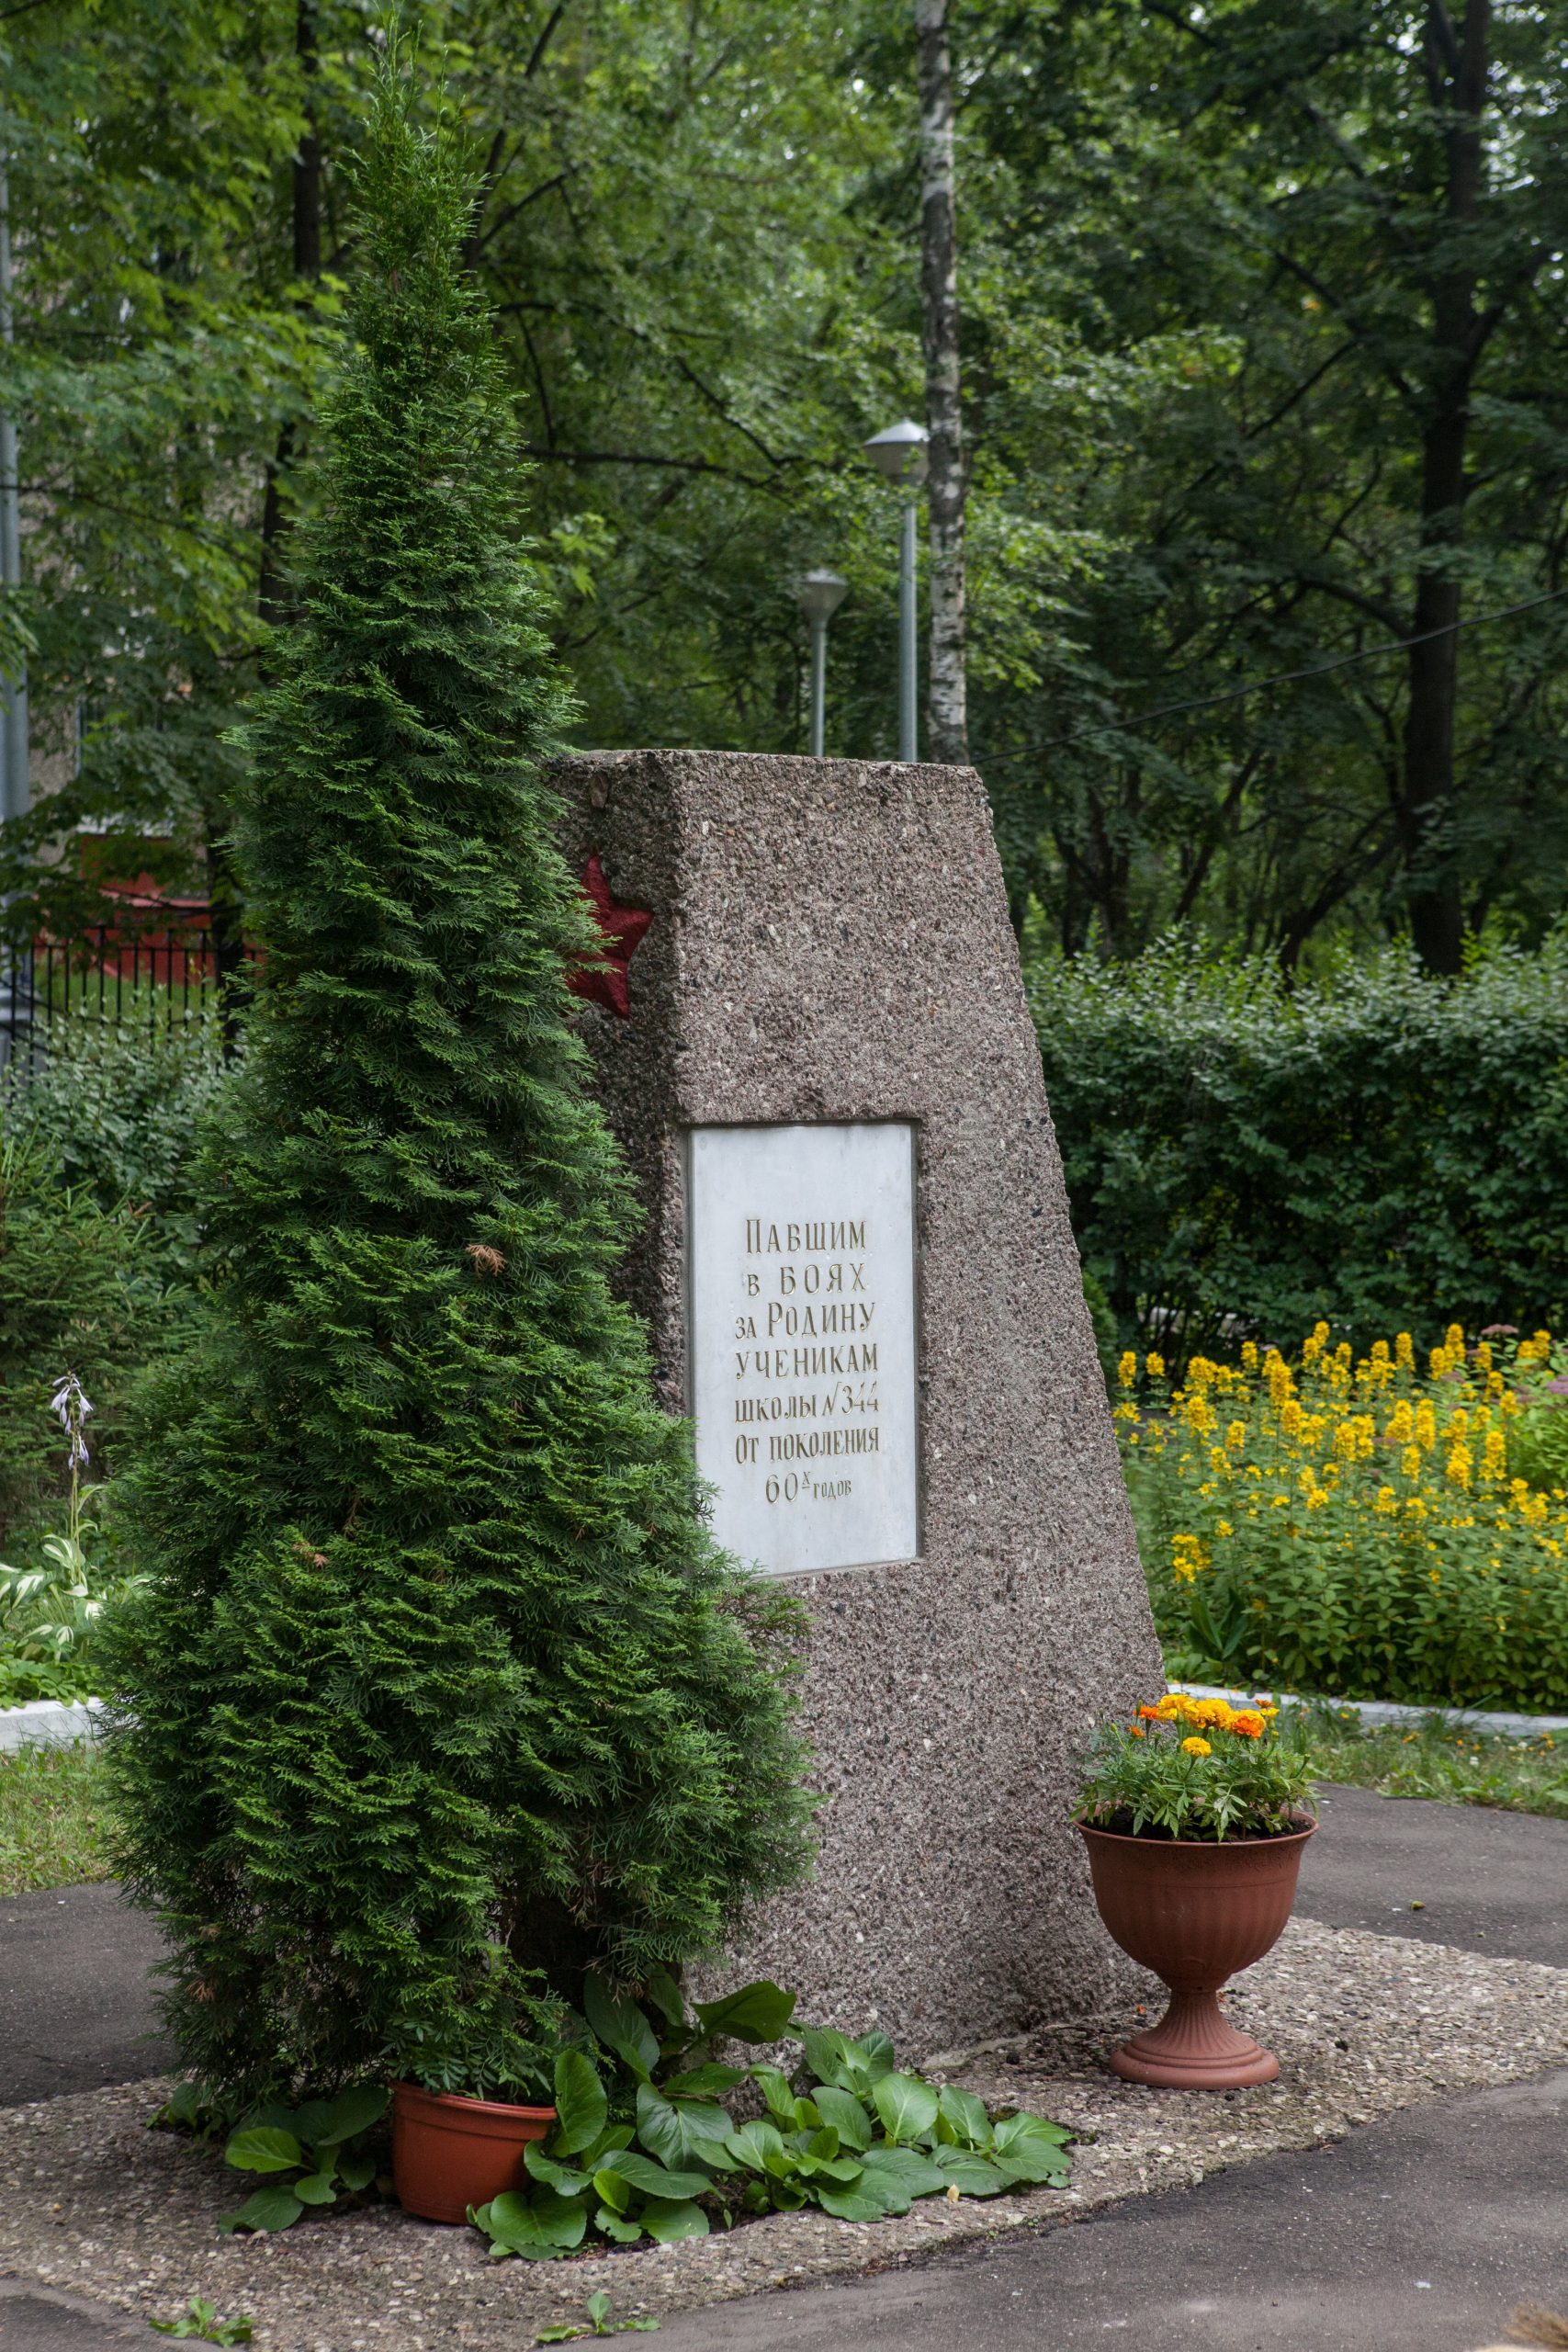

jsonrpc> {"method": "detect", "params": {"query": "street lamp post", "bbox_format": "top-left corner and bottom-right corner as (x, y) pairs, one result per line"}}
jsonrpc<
(863, 417), (929, 763)
(796, 569), (848, 758)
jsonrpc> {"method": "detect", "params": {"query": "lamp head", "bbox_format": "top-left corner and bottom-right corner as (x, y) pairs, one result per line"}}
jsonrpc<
(863, 416), (930, 486)
(797, 568), (850, 625)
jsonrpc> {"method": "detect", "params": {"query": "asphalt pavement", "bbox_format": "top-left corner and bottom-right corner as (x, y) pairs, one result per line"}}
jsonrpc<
(650, 2065), (1568, 2352)
(1297, 1781), (1568, 1967)
(0, 1881), (171, 2106)
(0, 1782), (1563, 2347)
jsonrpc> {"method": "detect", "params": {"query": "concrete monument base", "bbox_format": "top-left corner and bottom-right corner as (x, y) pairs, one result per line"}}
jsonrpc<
(556, 749), (1161, 2056)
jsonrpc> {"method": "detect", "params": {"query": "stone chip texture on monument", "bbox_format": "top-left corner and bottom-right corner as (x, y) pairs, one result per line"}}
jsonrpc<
(555, 748), (1161, 2057)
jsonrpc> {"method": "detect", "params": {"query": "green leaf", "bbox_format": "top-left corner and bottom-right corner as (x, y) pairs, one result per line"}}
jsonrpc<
(224, 2126), (304, 2176)
(595, 2149), (715, 2200)
(858, 2145), (948, 2199)
(217, 2184), (305, 2233)
(750, 2067), (799, 2127)
(937, 2086), (994, 2152)
(337, 2152), (377, 2194)
(660, 2064), (747, 2098)
(553, 2049), (608, 2156)
(793, 2151), (863, 2185)
(993, 2111), (1072, 2152)
(586, 2292), (612, 2331)
(989, 2113), (1073, 2183)
(291, 2171), (340, 2207)
(315, 2085), (389, 2145)
(584, 1975), (660, 2083)
(932, 2148), (1009, 2197)
(596, 2208), (644, 2243)
(809, 2086), (872, 2150)
(800, 2026), (858, 2091)
(635, 2086), (734, 2172)
(725, 2119), (785, 2170)
(535, 2329), (587, 2345)
(481, 2188), (587, 2258)
(642, 1970), (689, 2039)
(870, 2074), (941, 2146)
(639, 2197), (710, 2245)
(592, 2167), (631, 2216)
(692, 1980), (796, 2044)
(855, 2032), (897, 2078)
(525, 2143), (592, 2198)
(816, 2177), (906, 2222)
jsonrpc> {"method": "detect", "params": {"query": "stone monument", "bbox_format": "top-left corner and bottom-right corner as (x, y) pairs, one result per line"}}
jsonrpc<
(558, 749), (1161, 2057)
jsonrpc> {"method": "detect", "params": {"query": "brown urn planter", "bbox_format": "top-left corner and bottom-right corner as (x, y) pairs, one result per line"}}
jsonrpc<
(1077, 1815), (1316, 2088)
(390, 2083), (558, 2224)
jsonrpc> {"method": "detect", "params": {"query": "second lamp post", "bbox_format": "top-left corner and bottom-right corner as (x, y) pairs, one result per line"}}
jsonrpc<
(863, 417), (930, 763)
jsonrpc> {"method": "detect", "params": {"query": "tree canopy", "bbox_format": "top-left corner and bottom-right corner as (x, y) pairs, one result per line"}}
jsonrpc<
(3, 0), (1564, 970)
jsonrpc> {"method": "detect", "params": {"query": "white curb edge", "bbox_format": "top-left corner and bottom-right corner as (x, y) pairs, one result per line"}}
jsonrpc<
(1176, 1681), (1568, 1741)
(0, 1697), (105, 1754)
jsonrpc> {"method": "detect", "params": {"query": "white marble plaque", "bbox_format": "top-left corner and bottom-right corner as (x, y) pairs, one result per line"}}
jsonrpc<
(686, 1122), (919, 1576)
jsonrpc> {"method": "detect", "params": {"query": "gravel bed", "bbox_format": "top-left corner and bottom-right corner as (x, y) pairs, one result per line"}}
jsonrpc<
(2, 1917), (1565, 2350)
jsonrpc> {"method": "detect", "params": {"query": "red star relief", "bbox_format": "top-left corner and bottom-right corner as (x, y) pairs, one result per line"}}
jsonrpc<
(570, 852), (652, 1020)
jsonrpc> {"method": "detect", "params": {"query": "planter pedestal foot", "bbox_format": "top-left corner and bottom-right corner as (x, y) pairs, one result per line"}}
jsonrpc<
(1109, 1987), (1279, 2089)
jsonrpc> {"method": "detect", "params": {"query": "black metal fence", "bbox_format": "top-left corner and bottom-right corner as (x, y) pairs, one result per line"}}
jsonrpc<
(5, 925), (220, 1040)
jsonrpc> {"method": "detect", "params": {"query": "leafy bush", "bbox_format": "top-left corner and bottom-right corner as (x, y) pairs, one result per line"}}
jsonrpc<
(1077, 1690), (1315, 1840)
(0, 1138), (150, 1549)
(1122, 1324), (1568, 1709)
(468, 1975), (1071, 2261)
(1, 1009), (226, 1282)
(1030, 935), (1568, 1356)
(219, 2086), (389, 2235)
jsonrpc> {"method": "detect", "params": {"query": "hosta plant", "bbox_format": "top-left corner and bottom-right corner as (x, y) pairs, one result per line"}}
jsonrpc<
(472, 1973), (1072, 2260)
(219, 2086), (389, 2233)
(1077, 1691), (1317, 1842)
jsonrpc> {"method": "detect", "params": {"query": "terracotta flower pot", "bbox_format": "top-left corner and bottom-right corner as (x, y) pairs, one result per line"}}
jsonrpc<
(390, 2083), (558, 2224)
(1077, 1815), (1316, 2088)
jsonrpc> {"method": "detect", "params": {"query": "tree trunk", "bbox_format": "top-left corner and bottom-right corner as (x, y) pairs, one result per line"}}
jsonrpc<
(916, 0), (967, 765)
(1399, 0), (1490, 976)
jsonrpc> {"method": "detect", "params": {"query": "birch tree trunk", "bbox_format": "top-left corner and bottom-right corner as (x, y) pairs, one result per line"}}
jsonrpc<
(916, 0), (967, 765)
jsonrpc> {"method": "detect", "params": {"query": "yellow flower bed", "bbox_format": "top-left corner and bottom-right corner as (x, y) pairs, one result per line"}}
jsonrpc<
(1117, 1324), (1568, 1711)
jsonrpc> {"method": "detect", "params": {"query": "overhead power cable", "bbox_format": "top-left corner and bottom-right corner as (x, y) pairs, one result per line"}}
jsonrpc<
(980, 582), (1568, 769)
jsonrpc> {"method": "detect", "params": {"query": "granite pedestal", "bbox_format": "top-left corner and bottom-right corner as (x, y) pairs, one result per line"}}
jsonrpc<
(557, 749), (1161, 2056)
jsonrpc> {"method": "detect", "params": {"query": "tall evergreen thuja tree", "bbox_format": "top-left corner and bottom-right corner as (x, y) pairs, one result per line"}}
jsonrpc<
(100, 68), (811, 2107)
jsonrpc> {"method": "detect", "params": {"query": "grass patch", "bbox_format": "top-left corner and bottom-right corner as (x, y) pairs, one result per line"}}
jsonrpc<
(1301, 1706), (1568, 1821)
(0, 1745), (114, 1894)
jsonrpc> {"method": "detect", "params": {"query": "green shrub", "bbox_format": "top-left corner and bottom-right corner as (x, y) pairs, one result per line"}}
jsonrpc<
(1030, 934), (1568, 1355)
(0, 1136), (146, 1546)
(1122, 1324), (1568, 1710)
(1, 1010), (226, 1281)
(102, 76), (811, 2112)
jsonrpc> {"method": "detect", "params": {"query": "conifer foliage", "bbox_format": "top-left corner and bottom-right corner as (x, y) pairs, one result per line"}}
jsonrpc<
(102, 69), (811, 2106)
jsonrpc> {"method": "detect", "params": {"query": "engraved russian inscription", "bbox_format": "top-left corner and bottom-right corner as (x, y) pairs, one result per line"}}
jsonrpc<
(687, 1123), (919, 1575)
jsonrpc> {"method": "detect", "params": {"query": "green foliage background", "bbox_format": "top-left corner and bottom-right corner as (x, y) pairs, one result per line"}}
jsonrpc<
(1032, 935), (1568, 1358)
(5, 1), (1567, 968)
